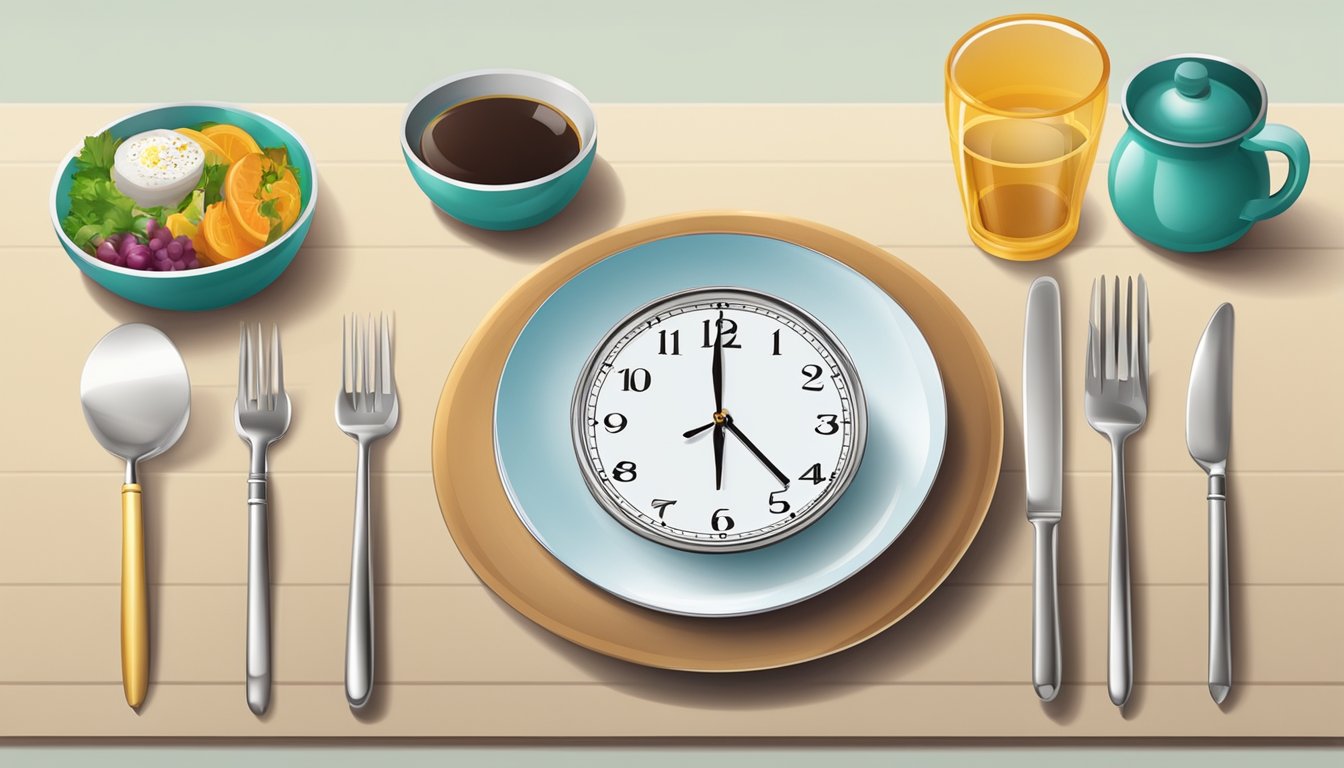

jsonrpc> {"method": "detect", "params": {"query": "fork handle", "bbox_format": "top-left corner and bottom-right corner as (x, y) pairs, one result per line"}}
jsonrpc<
(345, 440), (374, 709)
(1108, 440), (1133, 707)
(1208, 474), (1231, 704)
(246, 470), (271, 716)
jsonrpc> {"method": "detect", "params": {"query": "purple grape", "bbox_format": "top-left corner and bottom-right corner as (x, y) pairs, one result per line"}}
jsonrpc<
(96, 241), (118, 262)
(166, 241), (183, 259)
(186, 258), (201, 269)
(126, 250), (150, 270)
(126, 244), (150, 262)
(145, 220), (159, 238)
(118, 235), (137, 259)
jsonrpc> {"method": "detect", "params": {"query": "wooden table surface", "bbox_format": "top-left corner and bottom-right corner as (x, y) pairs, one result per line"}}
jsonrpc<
(0, 104), (1339, 739)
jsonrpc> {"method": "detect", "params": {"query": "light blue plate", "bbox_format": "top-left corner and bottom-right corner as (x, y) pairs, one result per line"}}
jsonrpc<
(495, 233), (947, 616)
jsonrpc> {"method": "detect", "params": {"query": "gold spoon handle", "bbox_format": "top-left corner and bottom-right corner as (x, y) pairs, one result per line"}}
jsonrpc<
(121, 483), (148, 709)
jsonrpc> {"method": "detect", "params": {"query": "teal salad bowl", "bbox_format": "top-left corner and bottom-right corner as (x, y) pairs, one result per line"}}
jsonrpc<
(49, 103), (318, 311)
(401, 69), (597, 231)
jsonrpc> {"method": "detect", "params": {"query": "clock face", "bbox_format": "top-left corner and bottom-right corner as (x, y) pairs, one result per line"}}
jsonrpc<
(571, 287), (867, 553)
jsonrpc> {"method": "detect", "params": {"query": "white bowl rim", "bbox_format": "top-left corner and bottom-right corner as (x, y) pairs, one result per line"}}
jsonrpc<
(48, 101), (320, 280)
(400, 68), (599, 193)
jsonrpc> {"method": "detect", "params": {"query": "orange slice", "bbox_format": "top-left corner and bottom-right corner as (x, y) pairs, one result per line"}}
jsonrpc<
(192, 231), (217, 266)
(202, 124), (262, 164)
(200, 202), (263, 262)
(173, 127), (230, 165)
(224, 153), (302, 243)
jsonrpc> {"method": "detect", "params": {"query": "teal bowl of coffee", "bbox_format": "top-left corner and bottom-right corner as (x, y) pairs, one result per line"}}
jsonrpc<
(402, 69), (598, 231)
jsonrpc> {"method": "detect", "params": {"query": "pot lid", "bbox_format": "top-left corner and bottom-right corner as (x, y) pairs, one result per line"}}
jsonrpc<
(1123, 55), (1266, 145)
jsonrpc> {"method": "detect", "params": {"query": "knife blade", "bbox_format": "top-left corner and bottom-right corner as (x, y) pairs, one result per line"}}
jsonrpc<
(1024, 276), (1062, 702)
(1186, 302), (1235, 704)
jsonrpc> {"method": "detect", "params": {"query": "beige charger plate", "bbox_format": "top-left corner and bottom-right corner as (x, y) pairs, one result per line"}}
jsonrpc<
(431, 211), (1003, 671)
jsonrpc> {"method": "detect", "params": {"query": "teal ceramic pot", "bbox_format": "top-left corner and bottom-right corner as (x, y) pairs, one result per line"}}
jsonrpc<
(49, 104), (317, 311)
(401, 69), (597, 231)
(1109, 55), (1309, 252)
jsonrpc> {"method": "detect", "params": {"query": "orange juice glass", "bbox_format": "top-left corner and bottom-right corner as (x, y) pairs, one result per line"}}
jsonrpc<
(946, 15), (1109, 260)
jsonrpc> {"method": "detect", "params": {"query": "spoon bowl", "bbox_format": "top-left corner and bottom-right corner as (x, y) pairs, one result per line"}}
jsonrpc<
(81, 324), (191, 475)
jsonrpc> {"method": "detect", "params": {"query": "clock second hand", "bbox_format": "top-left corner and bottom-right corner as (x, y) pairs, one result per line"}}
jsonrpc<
(723, 416), (790, 489)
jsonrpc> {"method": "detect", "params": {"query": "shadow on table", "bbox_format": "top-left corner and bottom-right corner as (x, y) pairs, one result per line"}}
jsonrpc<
(429, 157), (625, 263)
(1133, 199), (1340, 295)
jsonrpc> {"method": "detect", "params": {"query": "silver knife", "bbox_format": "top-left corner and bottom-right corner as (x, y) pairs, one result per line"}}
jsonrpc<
(1024, 276), (1063, 702)
(1186, 303), (1235, 704)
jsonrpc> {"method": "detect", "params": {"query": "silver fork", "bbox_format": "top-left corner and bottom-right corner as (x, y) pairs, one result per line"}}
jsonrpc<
(335, 314), (398, 710)
(234, 324), (291, 716)
(1085, 275), (1149, 708)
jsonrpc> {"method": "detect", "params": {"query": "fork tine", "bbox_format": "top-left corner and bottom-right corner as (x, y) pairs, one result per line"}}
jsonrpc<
(1100, 274), (1112, 383)
(364, 313), (374, 411)
(247, 321), (259, 409)
(380, 313), (393, 395)
(1086, 277), (1098, 386)
(1137, 274), (1150, 388)
(1117, 277), (1131, 381)
(373, 314), (384, 411)
(1124, 277), (1135, 381)
(1109, 276), (1121, 381)
(354, 313), (365, 410)
(255, 323), (267, 409)
(342, 315), (349, 397)
(238, 323), (250, 411)
(272, 324), (284, 399)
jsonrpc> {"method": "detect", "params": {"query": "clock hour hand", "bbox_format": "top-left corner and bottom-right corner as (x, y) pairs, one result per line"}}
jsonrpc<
(713, 423), (725, 491)
(723, 417), (790, 488)
(682, 422), (715, 439)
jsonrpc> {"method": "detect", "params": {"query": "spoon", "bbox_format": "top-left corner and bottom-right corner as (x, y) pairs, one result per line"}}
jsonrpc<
(80, 323), (190, 709)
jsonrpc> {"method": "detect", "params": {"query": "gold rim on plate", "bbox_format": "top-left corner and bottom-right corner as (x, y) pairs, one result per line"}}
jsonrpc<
(431, 211), (1004, 671)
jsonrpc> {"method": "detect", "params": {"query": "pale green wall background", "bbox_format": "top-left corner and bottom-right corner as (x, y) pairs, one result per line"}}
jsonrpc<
(0, 0), (1340, 103)
(3, 0), (1339, 765)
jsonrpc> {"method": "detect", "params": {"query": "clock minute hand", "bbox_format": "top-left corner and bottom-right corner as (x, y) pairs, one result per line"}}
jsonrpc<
(711, 310), (725, 412)
(723, 418), (790, 488)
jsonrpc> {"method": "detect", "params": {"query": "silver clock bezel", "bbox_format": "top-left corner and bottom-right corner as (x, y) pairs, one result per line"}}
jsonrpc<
(570, 286), (868, 554)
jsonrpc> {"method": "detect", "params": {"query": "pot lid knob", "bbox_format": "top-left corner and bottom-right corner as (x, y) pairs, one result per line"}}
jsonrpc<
(1174, 61), (1210, 98)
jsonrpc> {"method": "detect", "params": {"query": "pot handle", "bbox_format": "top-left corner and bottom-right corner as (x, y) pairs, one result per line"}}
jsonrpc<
(1240, 124), (1310, 222)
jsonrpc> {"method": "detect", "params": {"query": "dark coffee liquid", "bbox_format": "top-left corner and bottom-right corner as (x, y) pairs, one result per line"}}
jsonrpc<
(418, 96), (581, 185)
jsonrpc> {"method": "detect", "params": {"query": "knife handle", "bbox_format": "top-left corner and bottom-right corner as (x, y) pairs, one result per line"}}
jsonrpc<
(1209, 474), (1231, 704)
(1031, 518), (1061, 701)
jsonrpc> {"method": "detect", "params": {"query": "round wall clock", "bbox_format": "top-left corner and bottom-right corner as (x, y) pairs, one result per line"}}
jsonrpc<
(571, 287), (867, 552)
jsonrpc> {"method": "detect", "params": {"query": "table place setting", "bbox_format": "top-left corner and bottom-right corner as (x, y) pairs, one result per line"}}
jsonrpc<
(1, 9), (1337, 742)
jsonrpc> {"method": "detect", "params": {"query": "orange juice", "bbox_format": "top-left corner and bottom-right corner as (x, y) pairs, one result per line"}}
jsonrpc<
(945, 15), (1109, 260)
